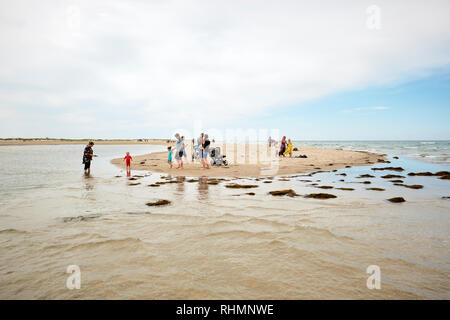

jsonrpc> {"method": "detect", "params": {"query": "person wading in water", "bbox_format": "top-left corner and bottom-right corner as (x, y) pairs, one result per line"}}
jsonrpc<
(82, 141), (97, 175)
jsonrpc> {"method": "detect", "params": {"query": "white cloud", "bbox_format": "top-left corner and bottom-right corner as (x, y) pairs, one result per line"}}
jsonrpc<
(0, 0), (449, 137)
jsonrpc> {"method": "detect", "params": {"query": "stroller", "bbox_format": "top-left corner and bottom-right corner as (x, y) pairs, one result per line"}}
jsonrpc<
(209, 147), (228, 166)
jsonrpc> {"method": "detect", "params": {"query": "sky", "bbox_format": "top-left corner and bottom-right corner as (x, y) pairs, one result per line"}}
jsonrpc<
(0, 0), (449, 140)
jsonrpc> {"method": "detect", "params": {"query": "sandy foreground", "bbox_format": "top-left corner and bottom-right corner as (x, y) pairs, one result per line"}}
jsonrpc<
(0, 138), (172, 146)
(111, 143), (385, 178)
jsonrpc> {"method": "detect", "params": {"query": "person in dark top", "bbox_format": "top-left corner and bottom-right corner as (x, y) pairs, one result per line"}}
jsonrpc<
(279, 136), (287, 157)
(83, 141), (97, 175)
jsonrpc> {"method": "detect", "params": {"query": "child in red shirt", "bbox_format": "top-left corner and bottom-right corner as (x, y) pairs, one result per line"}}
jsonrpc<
(123, 152), (132, 175)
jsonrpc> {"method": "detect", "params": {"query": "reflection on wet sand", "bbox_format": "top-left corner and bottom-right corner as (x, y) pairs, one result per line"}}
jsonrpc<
(176, 176), (185, 194)
(197, 177), (209, 201)
(82, 174), (95, 199)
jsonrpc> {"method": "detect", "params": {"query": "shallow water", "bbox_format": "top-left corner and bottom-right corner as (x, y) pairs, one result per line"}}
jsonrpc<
(295, 140), (450, 165)
(0, 144), (449, 299)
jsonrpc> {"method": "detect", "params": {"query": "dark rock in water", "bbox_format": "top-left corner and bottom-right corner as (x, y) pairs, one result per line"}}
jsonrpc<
(128, 177), (138, 181)
(226, 184), (259, 189)
(360, 181), (371, 184)
(367, 188), (385, 191)
(393, 156), (399, 159)
(155, 181), (166, 185)
(317, 186), (333, 189)
(336, 173), (347, 176)
(390, 180), (404, 183)
(440, 175), (450, 180)
(305, 193), (337, 199)
(345, 166), (352, 168)
(371, 167), (404, 172)
(269, 189), (299, 197)
(336, 188), (354, 191)
(293, 147), (298, 151)
(128, 182), (141, 186)
(133, 175), (145, 178)
(339, 179), (345, 182)
(388, 197), (405, 203)
(186, 179), (199, 183)
(310, 183), (318, 186)
(278, 178), (290, 181)
(140, 161), (145, 164)
(115, 175), (122, 178)
(442, 197), (450, 199)
(299, 180), (312, 182)
(382, 174), (405, 179)
(148, 184), (160, 187)
(207, 180), (220, 185)
(245, 192), (256, 196)
(408, 172), (433, 176)
(357, 174), (375, 178)
(63, 214), (101, 223)
(406, 185), (424, 189)
(146, 200), (171, 206)
(263, 181), (273, 183)
(408, 171), (449, 178)
(377, 159), (391, 163)
(314, 168), (321, 170)
(395, 184), (423, 189)
(332, 170), (337, 172)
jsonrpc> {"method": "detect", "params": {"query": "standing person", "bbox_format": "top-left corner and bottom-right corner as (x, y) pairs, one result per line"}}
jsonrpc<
(279, 136), (287, 157)
(202, 134), (211, 169)
(174, 133), (184, 169)
(196, 133), (204, 162)
(181, 136), (187, 161)
(123, 152), (132, 175)
(82, 141), (97, 175)
(191, 138), (195, 162)
(167, 146), (173, 169)
(284, 139), (293, 158)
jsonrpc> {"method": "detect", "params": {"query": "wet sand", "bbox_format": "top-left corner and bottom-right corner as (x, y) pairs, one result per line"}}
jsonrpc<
(1, 144), (449, 299)
(111, 144), (385, 177)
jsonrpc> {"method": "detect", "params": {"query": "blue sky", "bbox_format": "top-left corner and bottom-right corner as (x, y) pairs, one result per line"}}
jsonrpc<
(234, 72), (450, 140)
(0, 0), (449, 140)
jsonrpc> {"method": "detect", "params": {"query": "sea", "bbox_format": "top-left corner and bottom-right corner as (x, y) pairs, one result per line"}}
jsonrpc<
(0, 141), (449, 299)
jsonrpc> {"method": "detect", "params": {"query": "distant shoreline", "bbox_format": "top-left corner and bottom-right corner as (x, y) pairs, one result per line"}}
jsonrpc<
(0, 139), (172, 146)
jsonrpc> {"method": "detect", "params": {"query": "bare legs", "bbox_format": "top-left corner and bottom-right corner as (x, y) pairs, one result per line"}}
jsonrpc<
(202, 158), (210, 169)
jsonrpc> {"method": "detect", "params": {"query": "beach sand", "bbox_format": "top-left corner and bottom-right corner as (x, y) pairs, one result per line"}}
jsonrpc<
(111, 143), (384, 177)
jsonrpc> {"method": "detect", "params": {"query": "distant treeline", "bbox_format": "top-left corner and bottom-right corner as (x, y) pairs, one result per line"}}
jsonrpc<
(0, 138), (168, 141)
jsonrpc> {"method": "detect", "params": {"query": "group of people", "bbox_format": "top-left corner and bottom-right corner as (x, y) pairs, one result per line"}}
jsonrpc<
(268, 136), (293, 158)
(82, 133), (214, 175)
(83, 134), (294, 175)
(168, 133), (211, 170)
